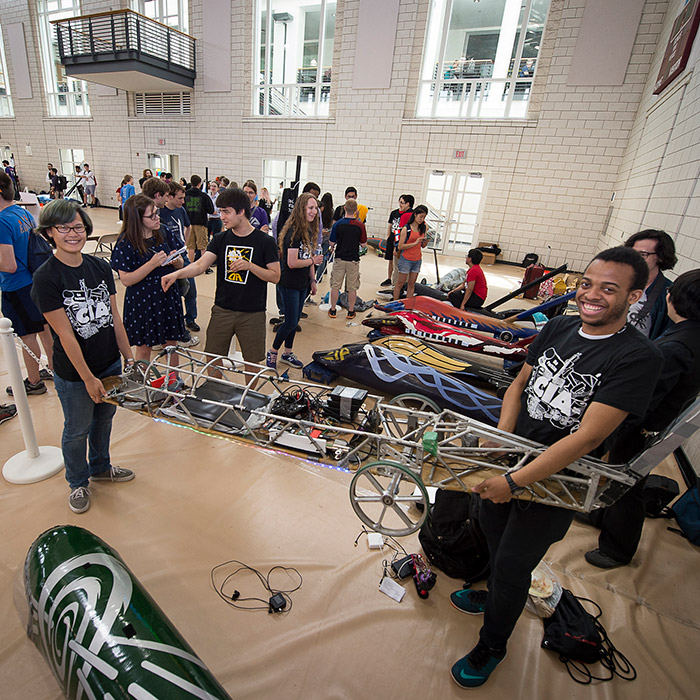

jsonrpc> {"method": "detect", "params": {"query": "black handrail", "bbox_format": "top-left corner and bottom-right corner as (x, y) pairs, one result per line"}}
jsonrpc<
(52, 10), (195, 73)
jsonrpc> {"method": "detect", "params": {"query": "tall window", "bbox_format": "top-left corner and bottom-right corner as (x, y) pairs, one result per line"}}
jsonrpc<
(58, 147), (84, 191)
(418, 0), (550, 119)
(37, 0), (90, 117)
(131, 0), (189, 33)
(255, 0), (336, 117)
(0, 24), (13, 118)
(262, 158), (309, 205)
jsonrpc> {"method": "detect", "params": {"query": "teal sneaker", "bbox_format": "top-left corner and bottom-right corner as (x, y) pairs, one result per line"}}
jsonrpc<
(450, 588), (488, 615)
(450, 640), (506, 688)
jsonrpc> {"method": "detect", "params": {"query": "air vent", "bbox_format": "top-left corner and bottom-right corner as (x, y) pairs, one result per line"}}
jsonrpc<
(135, 92), (191, 115)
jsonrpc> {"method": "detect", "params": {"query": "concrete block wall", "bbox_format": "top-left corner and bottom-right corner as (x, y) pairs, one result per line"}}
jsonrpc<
(0, 0), (673, 272)
(603, 0), (700, 276)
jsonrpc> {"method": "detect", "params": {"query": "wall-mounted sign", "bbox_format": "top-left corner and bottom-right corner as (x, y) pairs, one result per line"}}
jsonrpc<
(654, 0), (700, 95)
(454, 150), (466, 158)
(158, 138), (166, 146)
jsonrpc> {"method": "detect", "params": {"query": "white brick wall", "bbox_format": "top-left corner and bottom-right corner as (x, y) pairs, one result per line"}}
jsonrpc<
(0, 0), (687, 273)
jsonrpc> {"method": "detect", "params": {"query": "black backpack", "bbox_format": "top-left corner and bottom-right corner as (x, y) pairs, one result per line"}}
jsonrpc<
(56, 175), (68, 190)
(26, 231), (53, 273)
(542, 589), (636, 684)
(418, 490), (490, 584)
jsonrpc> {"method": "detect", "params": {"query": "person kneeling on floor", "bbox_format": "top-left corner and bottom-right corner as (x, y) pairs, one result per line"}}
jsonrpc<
(31, 199), (136, 514)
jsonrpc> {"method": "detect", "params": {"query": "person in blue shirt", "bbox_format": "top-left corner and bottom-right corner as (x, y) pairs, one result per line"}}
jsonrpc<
(0, 172), (53, 395)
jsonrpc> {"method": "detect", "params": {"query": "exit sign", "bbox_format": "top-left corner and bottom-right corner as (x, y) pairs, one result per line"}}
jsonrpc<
(158, 138), (166, 146)
(454, 150), (466, 158)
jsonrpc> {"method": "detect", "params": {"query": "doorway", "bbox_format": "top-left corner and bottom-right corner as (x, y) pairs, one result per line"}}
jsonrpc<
(147, 153), (179, 180)
(422, 169), (488, 254)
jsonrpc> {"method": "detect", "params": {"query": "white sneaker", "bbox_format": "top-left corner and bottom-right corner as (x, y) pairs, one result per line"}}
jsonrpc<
(179, 336), (200, 348)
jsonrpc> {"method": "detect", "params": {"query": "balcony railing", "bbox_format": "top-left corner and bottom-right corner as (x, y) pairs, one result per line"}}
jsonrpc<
(52, 10), (195, 89)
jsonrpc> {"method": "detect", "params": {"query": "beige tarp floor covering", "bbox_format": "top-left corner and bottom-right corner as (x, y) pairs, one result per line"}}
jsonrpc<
(1, 216), (699, 698)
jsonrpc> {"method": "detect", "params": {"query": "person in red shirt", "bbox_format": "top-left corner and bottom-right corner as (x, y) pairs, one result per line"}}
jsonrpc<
(448, 249), (488, 309)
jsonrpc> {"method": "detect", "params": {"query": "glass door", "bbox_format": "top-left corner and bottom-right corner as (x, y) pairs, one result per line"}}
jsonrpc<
(423, 169), (487, 254)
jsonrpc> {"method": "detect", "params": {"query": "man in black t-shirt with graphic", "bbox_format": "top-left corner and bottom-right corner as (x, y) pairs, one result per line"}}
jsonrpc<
(448, 247), (662, 689)
(161, 188), (279, 371)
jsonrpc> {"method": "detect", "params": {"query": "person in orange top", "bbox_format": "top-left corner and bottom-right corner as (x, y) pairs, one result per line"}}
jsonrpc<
(393, 204), (428, 300)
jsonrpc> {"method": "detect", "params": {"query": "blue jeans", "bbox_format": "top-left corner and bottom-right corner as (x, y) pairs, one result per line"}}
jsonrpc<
(273, 286), (306, 351)
(54, 360), (121, 490)
(182, 253), (198, 325)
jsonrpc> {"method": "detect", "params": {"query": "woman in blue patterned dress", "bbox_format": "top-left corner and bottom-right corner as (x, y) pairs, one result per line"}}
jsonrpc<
(110, 194), (186, 364)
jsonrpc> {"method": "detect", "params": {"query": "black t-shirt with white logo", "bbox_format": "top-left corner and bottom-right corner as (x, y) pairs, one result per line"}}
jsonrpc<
(279, 228), (314, 290)
(206, 227), (279, 312)
(31, 255), (119, 381)
(516, 315), (662, 447)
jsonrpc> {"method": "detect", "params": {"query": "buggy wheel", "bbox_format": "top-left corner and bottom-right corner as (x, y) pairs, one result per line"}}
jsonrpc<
(349, 460), (429, 537)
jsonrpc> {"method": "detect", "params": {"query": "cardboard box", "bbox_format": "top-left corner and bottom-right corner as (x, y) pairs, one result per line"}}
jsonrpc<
(477, 241), (500, 266)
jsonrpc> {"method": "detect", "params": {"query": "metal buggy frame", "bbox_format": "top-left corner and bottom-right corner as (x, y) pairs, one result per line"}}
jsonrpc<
(105, 347), (700, 537)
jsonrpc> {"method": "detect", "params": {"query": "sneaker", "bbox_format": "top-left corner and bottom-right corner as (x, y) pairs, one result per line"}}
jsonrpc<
(346, 310), (357, 320)
(450, 641), (506, 689)
(69, 486), (91, 514)
(186, 321), (200, 332)
(584, 548), (627, 569)
(380, 278), (392, 287)
(266, 350), (278, 369)
(91, 466), (135, 482)
(0, 403), (17, 425)
(179, 336), (200, 348)
(39, 369), (53, 381)
(6, 378), (47, 396)
(300, 311), (308, 319)
(280, 352), (303, 369)
(205, 267), (214, 274)
(305, 299), (317, 306)
(328, 307), (337, 318)
(450, 588), (488, 615)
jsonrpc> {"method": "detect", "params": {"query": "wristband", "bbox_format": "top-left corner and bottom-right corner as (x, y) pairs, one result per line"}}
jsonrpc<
(505, 473), (525, 495)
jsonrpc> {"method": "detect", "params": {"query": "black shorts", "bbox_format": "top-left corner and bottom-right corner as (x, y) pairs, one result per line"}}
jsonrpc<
(1, 283), (46, 336)
(384, 234), (395, 260)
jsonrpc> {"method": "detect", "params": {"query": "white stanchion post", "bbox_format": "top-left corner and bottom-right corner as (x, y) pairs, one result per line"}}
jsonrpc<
(0, 317), (63, 483)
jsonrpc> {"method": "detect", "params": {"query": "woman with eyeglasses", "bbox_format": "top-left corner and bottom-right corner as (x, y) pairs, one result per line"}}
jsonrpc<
(110, 193), (186, 364)
(30, 199), (136, 514)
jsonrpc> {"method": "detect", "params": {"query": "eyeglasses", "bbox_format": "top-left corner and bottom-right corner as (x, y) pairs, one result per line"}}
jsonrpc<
(54, 224), (86, 234)
(636, 251), (657, 259)
(143, 212), (160, 220)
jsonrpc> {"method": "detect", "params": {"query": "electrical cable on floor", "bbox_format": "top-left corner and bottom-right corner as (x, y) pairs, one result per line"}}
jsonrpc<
(211, 560), (302, 614)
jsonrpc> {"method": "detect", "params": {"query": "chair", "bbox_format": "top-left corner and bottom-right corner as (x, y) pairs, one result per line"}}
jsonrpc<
(92, 232), (119, 260)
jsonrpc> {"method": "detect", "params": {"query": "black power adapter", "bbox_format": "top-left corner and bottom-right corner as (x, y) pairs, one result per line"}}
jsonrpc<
(268, 593), (287, 613)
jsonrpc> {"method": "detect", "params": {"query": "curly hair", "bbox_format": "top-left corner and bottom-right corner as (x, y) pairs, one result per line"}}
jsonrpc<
(278, 192), (318, 256)
(624, 229), (677, 271)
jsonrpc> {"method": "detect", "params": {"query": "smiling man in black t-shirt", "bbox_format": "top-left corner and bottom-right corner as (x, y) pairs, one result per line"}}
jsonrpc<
(448, 247), (662, 689)
(161, 188), (279, 371)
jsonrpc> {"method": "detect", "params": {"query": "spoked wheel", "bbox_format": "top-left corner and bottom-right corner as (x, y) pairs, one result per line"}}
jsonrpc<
(382, 393), (441, 439)
(349, 460), (429, 537)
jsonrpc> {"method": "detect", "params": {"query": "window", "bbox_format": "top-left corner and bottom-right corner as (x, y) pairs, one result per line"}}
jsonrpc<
(37, 0), (90, 117)
(135, 92), (192, 116)
(255, 0), (336, 117)
(418, 0), (550, 119)
(131, 0), (189, 33)
(262, 158), (309, 205)
(0, 25), (13, 118)
(58, 147), (84, 191)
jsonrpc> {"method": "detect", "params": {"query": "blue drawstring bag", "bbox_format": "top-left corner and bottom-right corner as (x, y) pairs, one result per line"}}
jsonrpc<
(670, 485), (700, 546)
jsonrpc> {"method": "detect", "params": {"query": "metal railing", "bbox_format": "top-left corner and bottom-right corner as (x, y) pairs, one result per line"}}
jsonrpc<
(52, 9), (195, 74)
